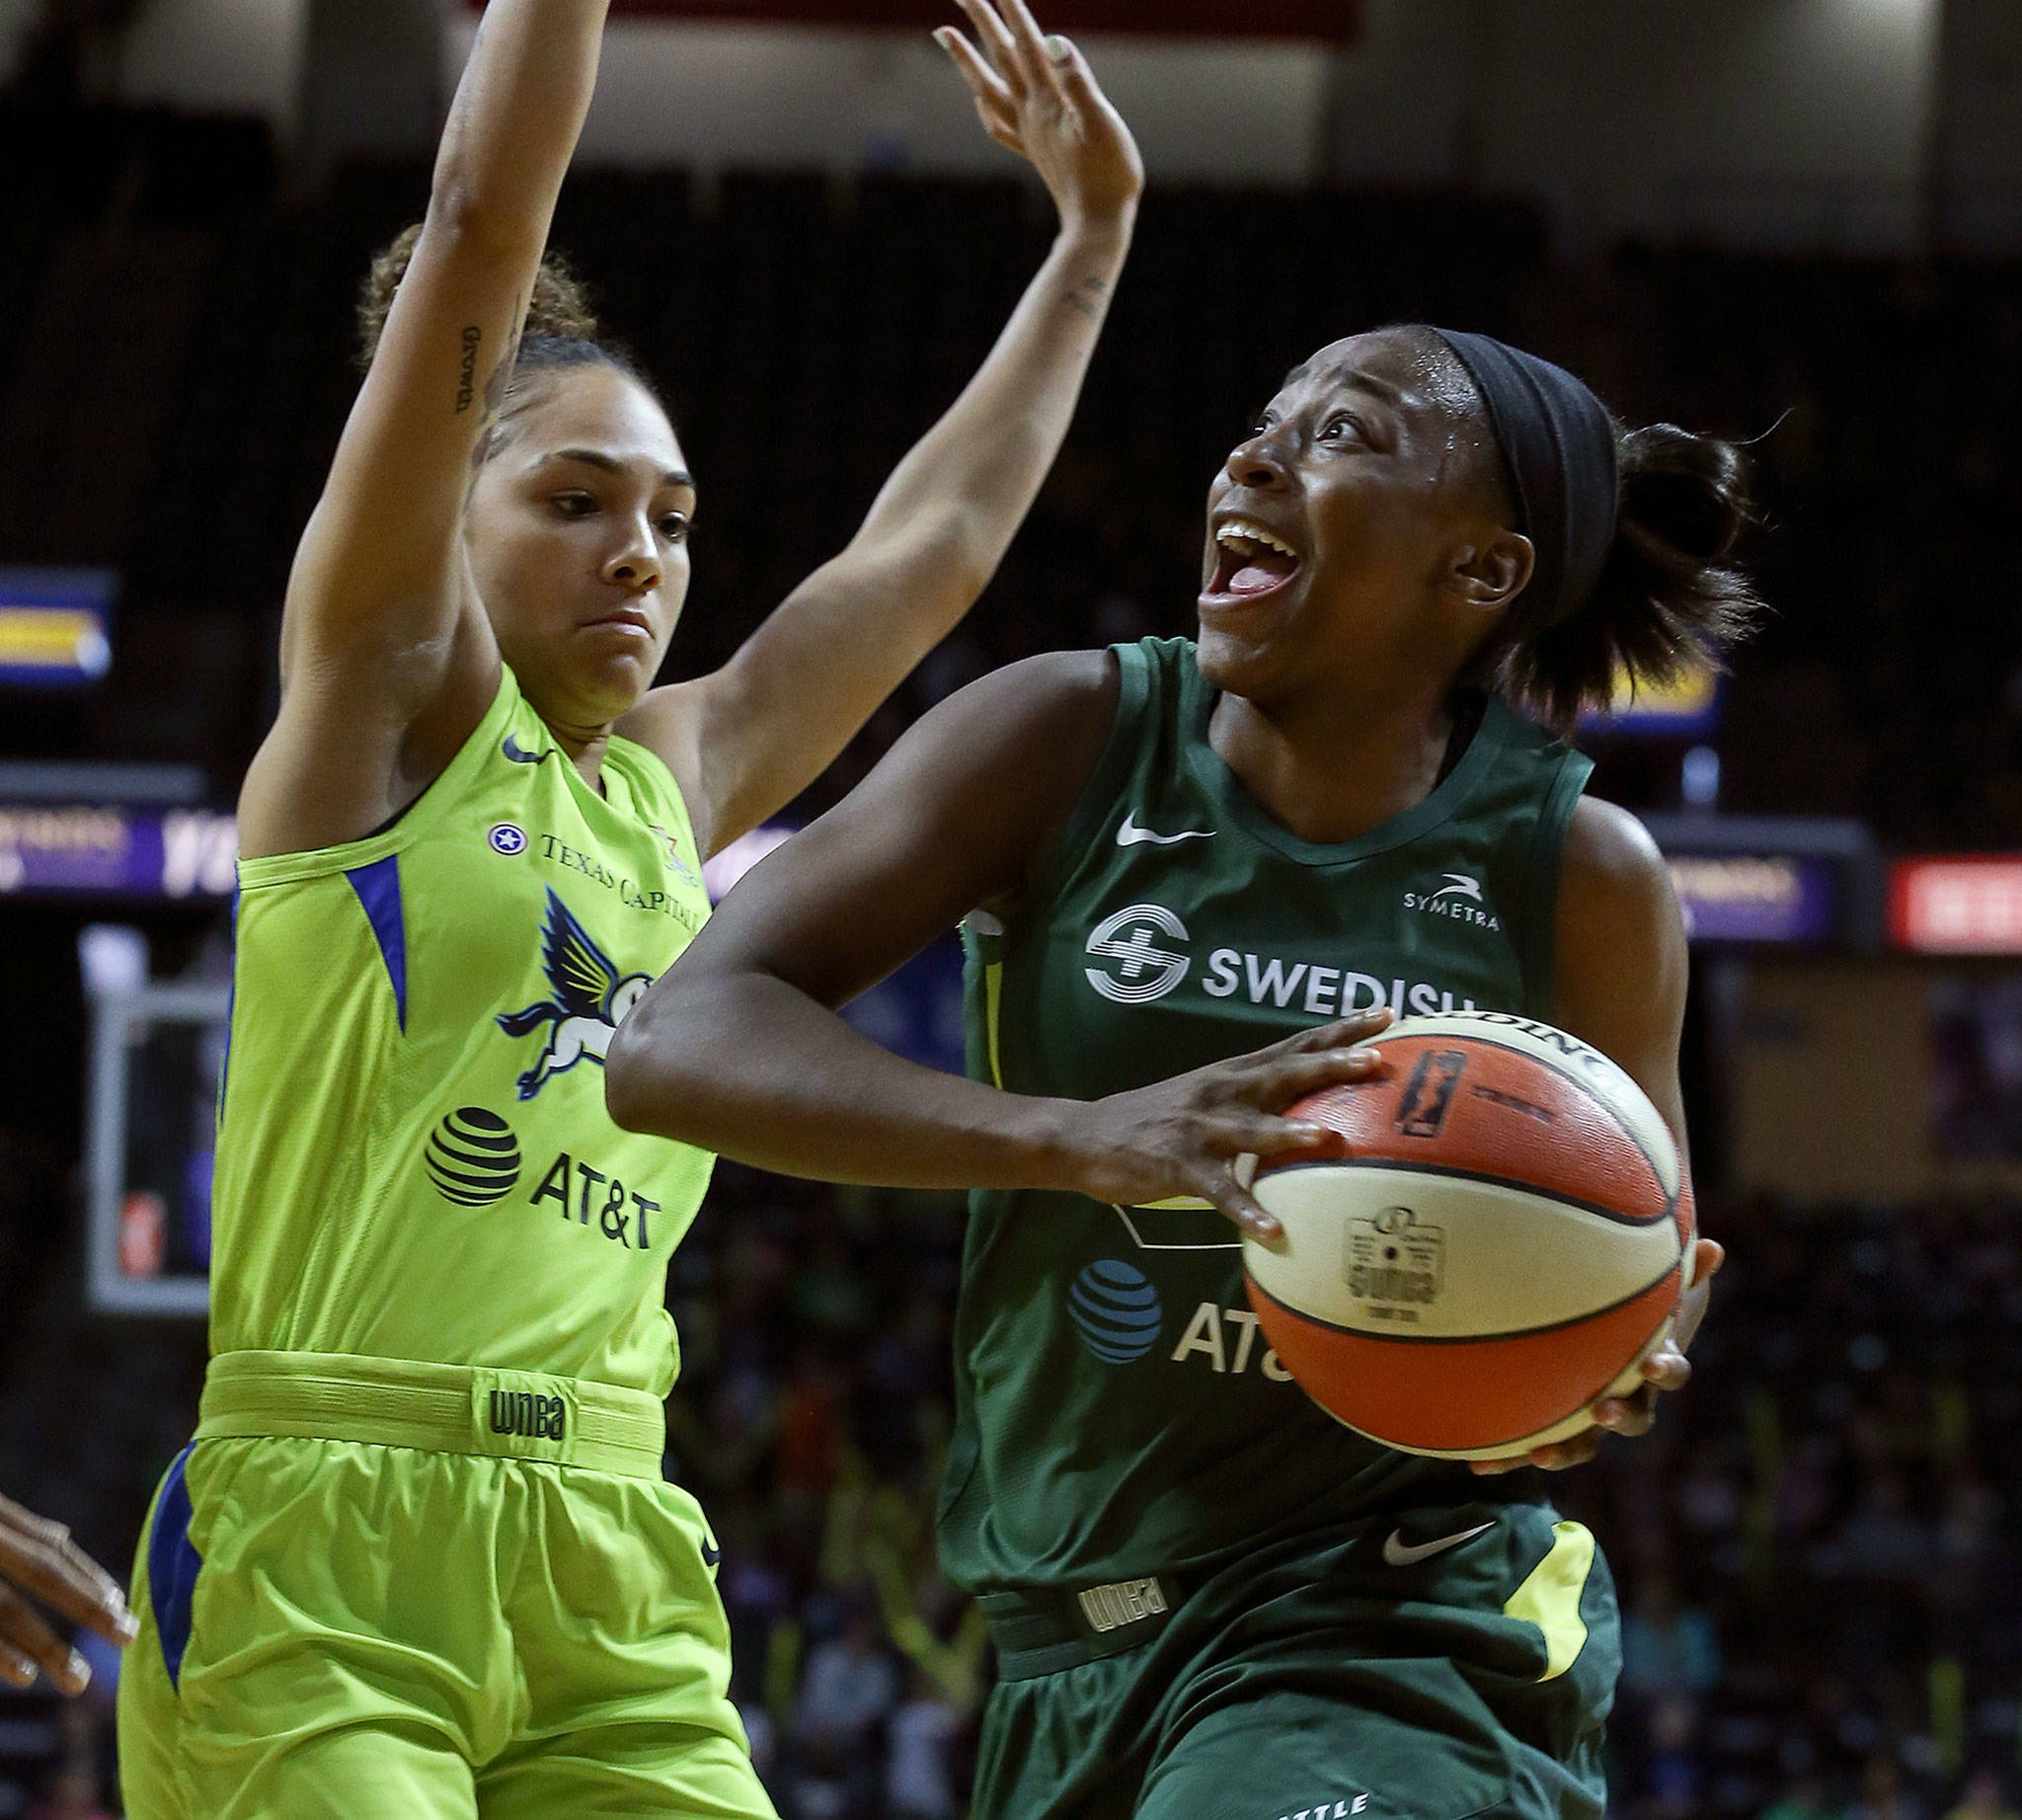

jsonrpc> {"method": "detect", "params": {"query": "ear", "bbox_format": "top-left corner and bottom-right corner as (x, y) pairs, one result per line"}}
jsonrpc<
(1445, 528), (1534, 617)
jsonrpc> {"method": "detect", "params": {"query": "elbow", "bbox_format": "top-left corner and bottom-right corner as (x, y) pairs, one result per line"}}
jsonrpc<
(603, 1005), (673, 1137)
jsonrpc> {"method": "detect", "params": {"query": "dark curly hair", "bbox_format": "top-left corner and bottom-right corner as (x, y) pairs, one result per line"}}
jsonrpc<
(355, 224), (663, 458)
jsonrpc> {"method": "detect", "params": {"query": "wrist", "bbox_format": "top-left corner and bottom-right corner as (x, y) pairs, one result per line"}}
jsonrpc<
(1056, 201), (1137, 262)
(1003, 1094), (1096, 1195)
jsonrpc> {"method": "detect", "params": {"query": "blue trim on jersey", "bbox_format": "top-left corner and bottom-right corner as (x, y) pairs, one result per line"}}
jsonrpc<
(346, 854), (408, 1032)
(148, 1445), (202, 1690)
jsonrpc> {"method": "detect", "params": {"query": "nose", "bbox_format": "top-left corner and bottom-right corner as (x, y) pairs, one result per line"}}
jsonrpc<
(1225, 429), (1289, 492)
(603, 517), (662, 593)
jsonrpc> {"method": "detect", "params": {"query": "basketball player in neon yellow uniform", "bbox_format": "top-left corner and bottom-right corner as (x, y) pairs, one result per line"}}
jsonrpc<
(115, 2), (1144, 1813)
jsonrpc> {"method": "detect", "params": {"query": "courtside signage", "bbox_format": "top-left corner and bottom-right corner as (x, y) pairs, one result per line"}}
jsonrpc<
(1668, 853), (1836, 945)
(0, 805), (236, 899)
(1891, 858), (2022, 954)
(1580, 668), (1722, 739)
(0, 567), (116, 688)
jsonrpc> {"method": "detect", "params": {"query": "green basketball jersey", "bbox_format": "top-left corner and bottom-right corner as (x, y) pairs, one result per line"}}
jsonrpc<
(943, 637), (1595, 1595)
(211, 665), (715, 1396)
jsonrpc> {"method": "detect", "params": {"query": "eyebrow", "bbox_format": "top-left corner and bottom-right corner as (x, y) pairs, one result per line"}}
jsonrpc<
(542, 448), (694, 490)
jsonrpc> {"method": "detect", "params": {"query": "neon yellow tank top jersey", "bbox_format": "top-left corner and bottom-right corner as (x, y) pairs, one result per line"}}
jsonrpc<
(213, 667), (713, 1396)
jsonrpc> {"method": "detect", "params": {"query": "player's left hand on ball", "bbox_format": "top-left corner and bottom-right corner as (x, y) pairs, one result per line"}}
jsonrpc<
(1468, 1238), (1726, 1477)
(0, 1492), (139, 1693)
(935, 0), (1144, 232)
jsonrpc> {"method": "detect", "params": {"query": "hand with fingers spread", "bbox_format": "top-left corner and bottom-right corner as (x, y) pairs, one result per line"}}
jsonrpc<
(1468, 1236), (1726, 1477)
(935, 0), (1145, 235)
(1057, 1009), (1394, 1241)
(0, 1492), (138, 1694)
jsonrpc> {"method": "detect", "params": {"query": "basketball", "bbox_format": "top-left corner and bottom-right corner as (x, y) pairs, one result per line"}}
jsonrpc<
(1243, 1010), (1693, 1461)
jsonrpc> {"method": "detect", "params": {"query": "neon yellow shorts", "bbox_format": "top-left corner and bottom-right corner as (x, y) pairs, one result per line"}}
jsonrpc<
(117, 1352), (776, 1820)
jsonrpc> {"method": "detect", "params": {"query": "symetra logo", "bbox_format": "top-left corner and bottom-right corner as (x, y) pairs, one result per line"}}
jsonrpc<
(1084, 904), (1191, 1004)
(1402, 872), (1501, 930)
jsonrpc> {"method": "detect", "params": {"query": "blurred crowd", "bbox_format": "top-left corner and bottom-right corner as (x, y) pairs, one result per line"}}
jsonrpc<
(2, 108), (2021, 848)
(7, 1163), (2022, 1819)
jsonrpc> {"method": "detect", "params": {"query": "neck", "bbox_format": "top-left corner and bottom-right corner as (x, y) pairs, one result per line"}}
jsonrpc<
(545, 716), (614, 793)
(1208, 667), (1462, 845)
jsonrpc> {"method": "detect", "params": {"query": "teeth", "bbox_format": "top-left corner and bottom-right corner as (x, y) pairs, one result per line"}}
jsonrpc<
(1215, 519), (1296, 559)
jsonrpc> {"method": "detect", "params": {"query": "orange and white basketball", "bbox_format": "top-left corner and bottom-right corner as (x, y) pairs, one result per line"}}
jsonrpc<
(1243, 1010), (1693, 1461)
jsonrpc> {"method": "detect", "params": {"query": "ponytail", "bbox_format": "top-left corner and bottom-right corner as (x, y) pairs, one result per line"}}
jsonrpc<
(1494, 421), (1764, 732)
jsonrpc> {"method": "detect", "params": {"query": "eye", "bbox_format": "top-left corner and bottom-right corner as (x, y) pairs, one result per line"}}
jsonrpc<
(657, 513), (690, 543)
(551, 492), (597, 518)
(1319, 413), (1365, 444)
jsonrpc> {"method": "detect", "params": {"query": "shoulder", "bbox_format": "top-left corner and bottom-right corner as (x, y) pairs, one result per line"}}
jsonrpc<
(1559, 796), (1671, 904)
(1554, 798), (1686, 1008)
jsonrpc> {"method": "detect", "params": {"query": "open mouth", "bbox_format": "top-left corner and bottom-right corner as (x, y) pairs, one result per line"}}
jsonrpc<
(1205, 518), (1301, 601)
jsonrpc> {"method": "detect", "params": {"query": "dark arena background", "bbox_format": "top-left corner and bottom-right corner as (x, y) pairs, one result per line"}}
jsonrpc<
(4, 2), (2022, 1816)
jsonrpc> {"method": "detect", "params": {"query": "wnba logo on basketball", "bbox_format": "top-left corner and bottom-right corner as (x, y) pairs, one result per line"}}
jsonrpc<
(1067, 1260), (1165, 1363)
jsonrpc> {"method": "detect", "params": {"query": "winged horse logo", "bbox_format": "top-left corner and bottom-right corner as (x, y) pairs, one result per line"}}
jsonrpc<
(496, 889), (653, 1101)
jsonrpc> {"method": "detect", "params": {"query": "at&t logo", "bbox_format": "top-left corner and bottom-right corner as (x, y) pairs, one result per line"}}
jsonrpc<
(1084, 904), (1190, 1005)
(1068, 1260), (1164, 1362)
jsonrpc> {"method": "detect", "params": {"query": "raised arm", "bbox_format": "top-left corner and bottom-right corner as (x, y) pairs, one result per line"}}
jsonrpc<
(605, 654), (1390, 1237)
(240, 0), (611, 857)
(621, 0), (1146, 858)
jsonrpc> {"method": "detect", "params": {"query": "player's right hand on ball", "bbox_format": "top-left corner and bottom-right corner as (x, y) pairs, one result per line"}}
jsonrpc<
(0, 1492), (138, 1694)
(1060, 1009), (1393, 1242)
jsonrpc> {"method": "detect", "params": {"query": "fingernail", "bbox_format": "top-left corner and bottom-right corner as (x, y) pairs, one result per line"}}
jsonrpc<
(932, 26), (954, 44)
(64, 1651), (90, 1691)
(1046, 33), (1072, 60)
(116, 1610), (139, 1642)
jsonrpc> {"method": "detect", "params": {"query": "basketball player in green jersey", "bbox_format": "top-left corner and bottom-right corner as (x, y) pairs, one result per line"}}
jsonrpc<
(116, 2), (1143, 1815)
(610, 326), (1763, 1818)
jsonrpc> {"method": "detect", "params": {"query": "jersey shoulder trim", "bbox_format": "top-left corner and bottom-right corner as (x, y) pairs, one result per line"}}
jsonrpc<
(1516, 731), (1597, 1017)
(237, 667), (523, 892)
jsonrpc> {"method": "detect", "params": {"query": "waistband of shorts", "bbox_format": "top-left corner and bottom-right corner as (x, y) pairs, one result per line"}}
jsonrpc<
(976, 1574), (1191, 1679)
(195, 1350), (665, 1479)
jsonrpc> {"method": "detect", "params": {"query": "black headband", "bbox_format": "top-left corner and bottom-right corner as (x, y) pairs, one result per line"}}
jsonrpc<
(1426, 329), (1620, 628)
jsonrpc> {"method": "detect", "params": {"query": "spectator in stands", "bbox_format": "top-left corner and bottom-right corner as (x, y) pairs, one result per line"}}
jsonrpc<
(1621, 1572), (1721, 1702)
(1761, 1776), (1845, 1820)
(1944, 1771), (2022, 1820)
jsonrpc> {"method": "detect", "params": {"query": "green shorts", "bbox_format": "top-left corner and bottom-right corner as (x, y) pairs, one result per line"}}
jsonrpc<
(117, 1351), (776, 1820)
(970, 1499), (1618, 1820)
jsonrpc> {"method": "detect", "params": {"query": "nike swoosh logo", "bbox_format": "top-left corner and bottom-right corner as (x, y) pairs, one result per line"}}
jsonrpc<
(702, 1542), (723, 1569)
(1380, 1521), (1495, 1567)
(502, 734), (552, 765)
(1117, 811), (1213, 848)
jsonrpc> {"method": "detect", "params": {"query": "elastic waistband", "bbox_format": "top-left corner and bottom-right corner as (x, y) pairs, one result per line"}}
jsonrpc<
(196, 1351), (665, 1479)
(977, 1575), (1188, 1679)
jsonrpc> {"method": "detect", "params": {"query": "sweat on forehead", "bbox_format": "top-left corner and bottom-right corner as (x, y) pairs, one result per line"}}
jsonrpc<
(1281, 329), (1484, 422)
